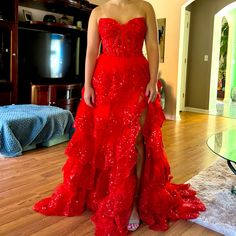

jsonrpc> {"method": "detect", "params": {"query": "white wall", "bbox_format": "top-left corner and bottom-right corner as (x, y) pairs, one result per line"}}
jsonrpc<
(148, 0), (187, 119)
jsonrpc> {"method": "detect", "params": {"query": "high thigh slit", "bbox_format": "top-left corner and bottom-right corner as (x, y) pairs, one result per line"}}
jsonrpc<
(128, 112), (147, 230)
(33, 17), (206, 236)
(135, 108), (147, 191)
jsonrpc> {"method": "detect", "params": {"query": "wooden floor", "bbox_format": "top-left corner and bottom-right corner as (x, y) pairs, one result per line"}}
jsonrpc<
(1, 111), (236, 236)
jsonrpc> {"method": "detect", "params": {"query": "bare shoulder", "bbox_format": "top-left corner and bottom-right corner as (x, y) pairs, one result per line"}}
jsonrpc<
(138, 0), (156, 21)
(90, 5), (103, 20)
(90, 2), (111, 19)
(139, 1), (155, 13)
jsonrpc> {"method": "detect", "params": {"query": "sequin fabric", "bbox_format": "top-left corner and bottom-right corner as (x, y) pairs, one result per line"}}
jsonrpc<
(33, 17), (206, 236)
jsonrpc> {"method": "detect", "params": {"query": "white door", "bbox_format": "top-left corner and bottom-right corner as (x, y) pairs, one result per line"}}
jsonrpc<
(180, 10), (191, 111)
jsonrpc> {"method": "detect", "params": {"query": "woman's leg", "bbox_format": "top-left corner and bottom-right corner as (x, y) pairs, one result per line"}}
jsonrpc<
(128, 109), (147, 231)
(135, 130), (145, 193)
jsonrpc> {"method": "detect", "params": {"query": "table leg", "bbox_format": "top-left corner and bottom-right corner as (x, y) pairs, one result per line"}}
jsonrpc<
(227, 160), (236, 174)
(227, 160), (236, 195)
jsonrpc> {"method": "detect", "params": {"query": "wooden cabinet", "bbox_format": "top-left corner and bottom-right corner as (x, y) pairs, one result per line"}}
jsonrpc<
(0, 81), (12, 105)
(0, 0), (18, 104)
(31, 85), (50, 106)
(0, 0), (96, 107)
(31, 84), (82, 116)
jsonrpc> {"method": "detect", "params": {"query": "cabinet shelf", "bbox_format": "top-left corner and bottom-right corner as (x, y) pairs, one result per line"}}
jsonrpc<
(18, 21), (87, 33)
(19, 0), (95, 15)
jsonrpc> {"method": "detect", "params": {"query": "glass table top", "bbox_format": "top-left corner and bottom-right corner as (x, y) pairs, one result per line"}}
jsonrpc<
(207, 129), (236, 163)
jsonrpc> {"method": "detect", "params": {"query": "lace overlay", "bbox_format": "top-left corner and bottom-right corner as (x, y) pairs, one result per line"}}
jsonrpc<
(33, 17), (205, 236)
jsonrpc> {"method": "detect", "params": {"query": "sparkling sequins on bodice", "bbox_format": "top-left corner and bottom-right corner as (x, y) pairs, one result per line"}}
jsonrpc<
(98, 17), (146, 57)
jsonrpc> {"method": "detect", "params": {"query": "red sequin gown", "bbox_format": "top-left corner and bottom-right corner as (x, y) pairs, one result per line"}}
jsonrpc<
(33, 17), (205, 236)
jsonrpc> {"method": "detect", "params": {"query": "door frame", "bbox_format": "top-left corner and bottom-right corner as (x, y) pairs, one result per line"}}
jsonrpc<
(179, 10), (191, 112)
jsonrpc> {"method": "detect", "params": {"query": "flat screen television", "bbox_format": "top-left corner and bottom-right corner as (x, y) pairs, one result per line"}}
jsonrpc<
(18, 28), (86, 84)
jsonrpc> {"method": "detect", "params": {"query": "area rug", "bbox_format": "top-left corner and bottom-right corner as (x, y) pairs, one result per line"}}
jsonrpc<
(187, 158), (236, 236)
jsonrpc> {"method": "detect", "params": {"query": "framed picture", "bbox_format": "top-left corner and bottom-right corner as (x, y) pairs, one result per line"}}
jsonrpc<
(23, 9), (33, 22)
(157, 18), (166, 63)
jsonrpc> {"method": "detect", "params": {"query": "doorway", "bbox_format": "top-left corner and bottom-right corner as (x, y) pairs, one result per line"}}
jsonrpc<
(177, 0), (236, 118)
(209, 3), (236, 116)
(179, 10), (191, 112)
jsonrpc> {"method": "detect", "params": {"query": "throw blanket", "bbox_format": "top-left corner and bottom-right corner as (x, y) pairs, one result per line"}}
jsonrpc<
(0, 105), (74, 157)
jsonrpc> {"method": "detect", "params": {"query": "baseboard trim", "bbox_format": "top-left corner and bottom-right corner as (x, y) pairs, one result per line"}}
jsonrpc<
(165, 108), (209, 121)
(184, 107), (209, 114)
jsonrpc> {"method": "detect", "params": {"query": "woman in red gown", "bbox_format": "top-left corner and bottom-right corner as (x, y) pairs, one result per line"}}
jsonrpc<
(33, 0), (206, 235)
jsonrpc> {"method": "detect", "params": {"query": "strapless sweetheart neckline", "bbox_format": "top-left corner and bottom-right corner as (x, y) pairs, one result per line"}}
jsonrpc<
(98, 17), (145, 26)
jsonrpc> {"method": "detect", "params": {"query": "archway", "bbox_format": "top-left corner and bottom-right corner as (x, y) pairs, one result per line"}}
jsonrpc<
(209, 3), (236, 114)
(176, 0), (236, 118)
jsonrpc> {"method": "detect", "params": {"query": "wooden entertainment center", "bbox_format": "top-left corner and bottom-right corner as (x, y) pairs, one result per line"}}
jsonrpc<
(0, 0), (96, 115)
(31, 83), (82, 117)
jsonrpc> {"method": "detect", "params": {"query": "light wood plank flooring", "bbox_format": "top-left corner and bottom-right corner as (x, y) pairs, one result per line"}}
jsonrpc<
(1, 112), (236, 236)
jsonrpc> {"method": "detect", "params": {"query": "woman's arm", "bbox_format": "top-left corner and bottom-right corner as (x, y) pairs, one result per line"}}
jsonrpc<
(143, 2), (160, 103)
(84, 8), (101, 107)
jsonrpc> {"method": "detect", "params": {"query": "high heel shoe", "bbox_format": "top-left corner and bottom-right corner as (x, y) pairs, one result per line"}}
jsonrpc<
(127, 219), (140, 231)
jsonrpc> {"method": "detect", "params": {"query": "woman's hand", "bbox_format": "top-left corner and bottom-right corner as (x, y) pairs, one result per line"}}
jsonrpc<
(145, 81), (158, 103)
(84, 85), (95, 107)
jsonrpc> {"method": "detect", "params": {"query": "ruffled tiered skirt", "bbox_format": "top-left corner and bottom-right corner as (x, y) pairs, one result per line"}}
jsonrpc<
(33, 54), (205, 236)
